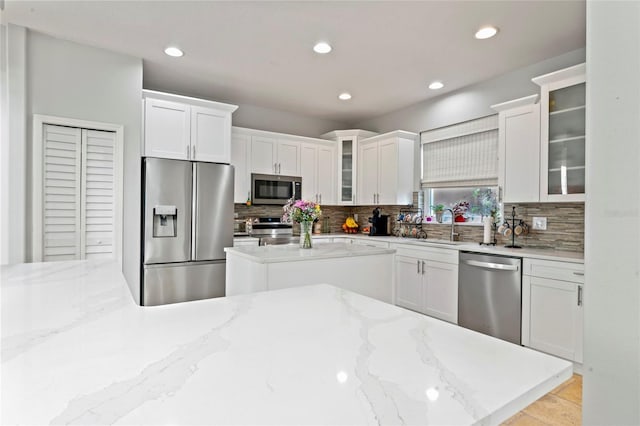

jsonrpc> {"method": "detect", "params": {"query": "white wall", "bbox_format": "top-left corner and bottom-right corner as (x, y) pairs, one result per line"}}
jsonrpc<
(231, 102), (347, 138)
(22, 30), (143, 303)
(1, 24), (27, 265)
(353, 49), (586, 133)
(583, 2), (640, 424)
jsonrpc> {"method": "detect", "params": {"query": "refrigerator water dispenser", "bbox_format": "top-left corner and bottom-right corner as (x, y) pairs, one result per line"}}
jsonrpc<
(153, 205), (177, 237)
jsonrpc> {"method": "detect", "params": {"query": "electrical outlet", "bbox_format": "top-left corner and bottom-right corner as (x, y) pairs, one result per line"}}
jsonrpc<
(353, 214), (359, 222)
(532, 217), (547, 230)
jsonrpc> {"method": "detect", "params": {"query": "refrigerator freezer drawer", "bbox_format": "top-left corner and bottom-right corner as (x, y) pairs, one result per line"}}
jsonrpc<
(143, 261), (226, 306)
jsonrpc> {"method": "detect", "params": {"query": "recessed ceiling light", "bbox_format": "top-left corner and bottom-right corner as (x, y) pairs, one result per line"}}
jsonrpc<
(313, 42), (332, 54)
(164, 46), (184, 57)
(475, 26), (499, 40)
(338, 92), (352, 100)
(428, 81), (444, 90)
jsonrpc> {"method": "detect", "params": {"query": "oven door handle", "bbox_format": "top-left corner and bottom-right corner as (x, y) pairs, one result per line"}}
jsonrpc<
(463, 259), (519, 271)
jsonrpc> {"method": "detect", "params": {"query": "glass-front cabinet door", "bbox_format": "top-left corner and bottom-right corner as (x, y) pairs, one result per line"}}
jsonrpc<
(534, 63), (586, 202)
(320, 130), (378, 205)
(338, 138), (355, 203)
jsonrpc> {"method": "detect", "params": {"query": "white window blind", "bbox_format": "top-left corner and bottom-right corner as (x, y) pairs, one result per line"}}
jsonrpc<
(43, 124), (115, 261)
(421, 115), (499, 187)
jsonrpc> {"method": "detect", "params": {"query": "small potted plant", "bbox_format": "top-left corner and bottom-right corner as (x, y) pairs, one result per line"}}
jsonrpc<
(452, 200), (470, 222)
(431, 204), (445, 223)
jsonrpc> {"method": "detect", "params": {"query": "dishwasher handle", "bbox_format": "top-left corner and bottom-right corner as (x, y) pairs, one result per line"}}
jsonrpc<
(463, 259), (519, 272)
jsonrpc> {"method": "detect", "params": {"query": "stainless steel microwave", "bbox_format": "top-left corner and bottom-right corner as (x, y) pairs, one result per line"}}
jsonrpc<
(251, 173), (302, 205)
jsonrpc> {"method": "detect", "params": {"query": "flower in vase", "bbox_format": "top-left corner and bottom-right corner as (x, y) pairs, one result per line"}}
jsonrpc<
(282, 197), (322, 223)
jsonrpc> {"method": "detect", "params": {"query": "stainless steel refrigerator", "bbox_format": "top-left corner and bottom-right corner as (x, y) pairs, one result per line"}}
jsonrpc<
(142, 158), (233, 306)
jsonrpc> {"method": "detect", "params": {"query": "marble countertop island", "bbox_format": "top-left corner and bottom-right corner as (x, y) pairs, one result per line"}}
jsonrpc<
(2, 260), (571, 425)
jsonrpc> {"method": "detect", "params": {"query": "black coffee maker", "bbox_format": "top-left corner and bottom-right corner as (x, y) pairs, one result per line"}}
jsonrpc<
(368, 208), (389, 236)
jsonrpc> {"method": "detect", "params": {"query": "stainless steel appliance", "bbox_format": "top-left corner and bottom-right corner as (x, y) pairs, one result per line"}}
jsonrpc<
(458, 251), (522, 344)
(249, 217), (295, 245)
(142, 158), (233, 306)
(251, 173), (301, 205)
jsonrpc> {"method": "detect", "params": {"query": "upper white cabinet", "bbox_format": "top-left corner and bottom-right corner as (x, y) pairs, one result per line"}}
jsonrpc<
(301, 142), (336, 205)
(533, 63), (586, 202)
(231, 131), (250, 204)
(356, 131), (416, 205)
(522, 258), (584, 363)
(250, 135), (301, 176)
(143, 90), (238, 163)
(491, 95), (541, 203)
(232, 127), (338, 205)
(321, 130), (378, 205)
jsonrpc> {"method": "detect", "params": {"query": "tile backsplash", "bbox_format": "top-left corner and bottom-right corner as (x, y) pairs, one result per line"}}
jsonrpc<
(235, 200), (584, 253)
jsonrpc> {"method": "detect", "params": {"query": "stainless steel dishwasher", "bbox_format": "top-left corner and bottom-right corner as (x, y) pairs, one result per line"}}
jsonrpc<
(458, 251), (522, 345)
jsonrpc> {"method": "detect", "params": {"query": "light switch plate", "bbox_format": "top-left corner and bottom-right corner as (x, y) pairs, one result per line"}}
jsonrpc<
(532, 217), (547, 230)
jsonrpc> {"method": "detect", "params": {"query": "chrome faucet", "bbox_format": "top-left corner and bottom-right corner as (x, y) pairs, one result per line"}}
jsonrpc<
(444, 208), (459, 241)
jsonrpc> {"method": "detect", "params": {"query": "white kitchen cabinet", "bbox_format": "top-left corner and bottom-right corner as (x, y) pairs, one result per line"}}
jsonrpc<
(357, 131), (416, 205)
(320, 130), (378, 205)
(395, 256), (423, 312)
(250, 135), (300, 176)
(392, 243), (458, 324)
(144, 97), (190, 160)
(250, 135), (278, 174)
(190, 105), (232, 163)
(522, 258), (584, 363)
(422, 260), (458, 323)
(231, 131), (250, 204)
(533, 63), (586, 202)
(301, 142), (336, 205)
(491, 95), (541, 203)
(143, 90), (237, 162)
(358, 141), (379, 204)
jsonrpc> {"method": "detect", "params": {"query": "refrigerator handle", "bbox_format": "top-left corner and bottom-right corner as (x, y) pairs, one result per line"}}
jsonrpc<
(191, 163), (197, 260)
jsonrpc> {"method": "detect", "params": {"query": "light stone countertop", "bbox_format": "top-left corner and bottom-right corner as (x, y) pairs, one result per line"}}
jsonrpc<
(1, 260), (572, 425)
(224, 242), (395, 264)
(314, 233), (585, 263)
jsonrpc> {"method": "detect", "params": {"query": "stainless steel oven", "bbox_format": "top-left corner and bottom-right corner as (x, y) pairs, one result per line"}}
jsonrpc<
(251, 173), (301, 205)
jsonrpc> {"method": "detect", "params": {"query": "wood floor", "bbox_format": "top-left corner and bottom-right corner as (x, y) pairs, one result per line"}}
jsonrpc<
(503, 374), (582, 426)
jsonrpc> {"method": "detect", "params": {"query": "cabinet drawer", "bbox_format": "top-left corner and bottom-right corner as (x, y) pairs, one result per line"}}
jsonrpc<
(392, 243), (458, 264)
(523, 258), (584, 283)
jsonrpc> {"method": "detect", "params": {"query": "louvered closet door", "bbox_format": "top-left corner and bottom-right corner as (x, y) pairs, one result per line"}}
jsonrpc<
(81, 129), (116, 259)
(43, 125), (82, 261)
(42, 125), (116, 261)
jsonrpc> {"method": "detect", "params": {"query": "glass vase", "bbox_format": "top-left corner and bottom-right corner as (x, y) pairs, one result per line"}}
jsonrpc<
(299, 221), (313, 249)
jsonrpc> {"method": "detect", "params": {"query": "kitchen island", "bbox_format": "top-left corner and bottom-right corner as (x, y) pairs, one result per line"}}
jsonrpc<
(1, 260), (571, 425)
(225, 242), (396, 303)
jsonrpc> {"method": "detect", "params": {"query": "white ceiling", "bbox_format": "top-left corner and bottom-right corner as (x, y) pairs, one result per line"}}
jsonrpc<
(2, 1), (585, 124)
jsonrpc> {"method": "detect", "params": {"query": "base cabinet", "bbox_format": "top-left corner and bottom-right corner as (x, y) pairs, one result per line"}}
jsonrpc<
(394, 245), (458, 324)
(522, 258), (584, 363)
